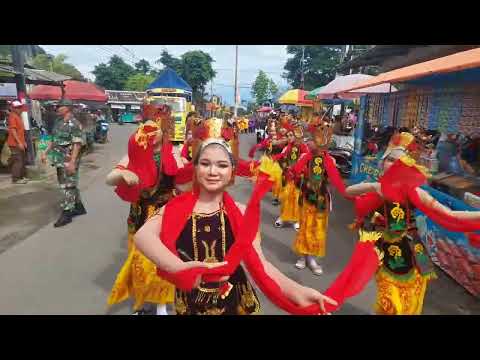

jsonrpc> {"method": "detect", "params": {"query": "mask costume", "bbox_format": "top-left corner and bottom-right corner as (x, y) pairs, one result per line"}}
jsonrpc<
(108, 103), (180, 314)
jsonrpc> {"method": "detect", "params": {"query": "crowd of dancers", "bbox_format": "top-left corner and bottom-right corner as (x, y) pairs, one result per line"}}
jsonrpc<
(103, 101), (480, 315)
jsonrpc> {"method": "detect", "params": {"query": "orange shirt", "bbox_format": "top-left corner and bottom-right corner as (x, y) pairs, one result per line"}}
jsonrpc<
(7, 112), (25, 147)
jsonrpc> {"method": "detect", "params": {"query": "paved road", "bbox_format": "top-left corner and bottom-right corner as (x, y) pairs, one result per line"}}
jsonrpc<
(0, 124), (478, 315)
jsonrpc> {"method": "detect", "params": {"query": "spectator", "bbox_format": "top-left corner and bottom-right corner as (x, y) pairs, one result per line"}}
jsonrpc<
(7, 100), (28, 184)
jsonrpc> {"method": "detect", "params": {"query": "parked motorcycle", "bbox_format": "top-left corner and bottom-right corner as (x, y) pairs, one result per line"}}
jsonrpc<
(95, 118), (109, 143)
(329, 146), (353, 177)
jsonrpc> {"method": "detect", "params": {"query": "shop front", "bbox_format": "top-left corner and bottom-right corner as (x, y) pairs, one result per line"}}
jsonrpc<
(347, 50), (480, 297)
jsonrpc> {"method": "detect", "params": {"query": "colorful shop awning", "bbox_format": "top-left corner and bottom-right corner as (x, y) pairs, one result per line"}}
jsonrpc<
(278, 89), (313, 107)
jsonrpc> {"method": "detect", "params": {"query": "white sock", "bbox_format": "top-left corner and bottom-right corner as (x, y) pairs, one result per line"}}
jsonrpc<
(156, 304), (168, 316)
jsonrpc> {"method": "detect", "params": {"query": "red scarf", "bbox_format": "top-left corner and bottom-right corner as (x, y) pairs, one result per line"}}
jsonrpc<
(115, 135), (179, 203)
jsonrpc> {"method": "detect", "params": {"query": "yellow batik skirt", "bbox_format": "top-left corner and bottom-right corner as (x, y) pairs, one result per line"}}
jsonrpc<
(258, 155), (283, 200)
(279, 180), (301, 222)
(374, 267), (436, 315)
(108, 205), (175, 310)
(293, 201), (328, 257)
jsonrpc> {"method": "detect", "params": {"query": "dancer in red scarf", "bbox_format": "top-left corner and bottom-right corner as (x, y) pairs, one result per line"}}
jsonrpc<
(134, 117), (337, 315)
(106, 103), (183, 315)
(345, 132), (480, 314)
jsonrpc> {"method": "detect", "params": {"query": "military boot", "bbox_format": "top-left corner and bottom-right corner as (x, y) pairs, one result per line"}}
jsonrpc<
(54, 210), (73, 227)
(72, 201), (87, 217)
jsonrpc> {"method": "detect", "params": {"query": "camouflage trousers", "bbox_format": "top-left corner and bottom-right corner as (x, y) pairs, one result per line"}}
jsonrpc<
(56, 165), (81, 211)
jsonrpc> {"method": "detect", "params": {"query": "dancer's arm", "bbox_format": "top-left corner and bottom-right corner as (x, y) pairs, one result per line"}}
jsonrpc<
(105, 155), (139, 186)
(416, 187), (480, 220)
(345, 182), (381, 197)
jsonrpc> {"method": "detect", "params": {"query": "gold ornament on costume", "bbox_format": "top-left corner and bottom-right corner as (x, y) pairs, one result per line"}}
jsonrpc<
(390, 202), (405, 223)
(388, 245), (402, 258)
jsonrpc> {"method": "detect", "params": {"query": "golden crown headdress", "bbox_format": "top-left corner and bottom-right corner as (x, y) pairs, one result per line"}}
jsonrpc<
(191, 117), (239, 164)
(382, 132), (419, 160)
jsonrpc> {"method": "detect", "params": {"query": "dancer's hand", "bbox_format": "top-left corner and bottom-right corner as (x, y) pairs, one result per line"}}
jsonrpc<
(289, 286), (337, 314)
(179, 261), (228, 288)
(370, 182), (382, 195)
(121, 170), (139, 186)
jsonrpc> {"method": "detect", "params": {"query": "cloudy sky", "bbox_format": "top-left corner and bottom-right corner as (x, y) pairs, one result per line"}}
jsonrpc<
(41, 45), (292, 105)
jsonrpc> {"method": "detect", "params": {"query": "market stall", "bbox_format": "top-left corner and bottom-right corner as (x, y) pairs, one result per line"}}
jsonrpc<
(344, 48), (480, 297)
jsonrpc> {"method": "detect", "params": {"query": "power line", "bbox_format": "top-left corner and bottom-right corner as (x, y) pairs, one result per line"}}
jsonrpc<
(214, 68), (284, 74)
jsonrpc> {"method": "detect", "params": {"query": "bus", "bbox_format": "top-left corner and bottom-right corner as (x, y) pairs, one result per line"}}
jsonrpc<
(144, 88), (194, 143)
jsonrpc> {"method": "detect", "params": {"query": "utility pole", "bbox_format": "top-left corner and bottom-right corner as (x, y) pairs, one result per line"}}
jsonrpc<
(12, 45), (35, 165)
(300, 45), (305, 90)
(233, 45), (239, 117)
(210, 80), (214, 118)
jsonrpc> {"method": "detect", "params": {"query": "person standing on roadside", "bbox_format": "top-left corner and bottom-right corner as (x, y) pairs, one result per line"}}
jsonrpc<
(41, 102), (86, 227)
(7, 100), (28, 184)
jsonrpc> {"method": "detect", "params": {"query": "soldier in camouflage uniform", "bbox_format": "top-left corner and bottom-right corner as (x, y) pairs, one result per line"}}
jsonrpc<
(41, 103), (87, 227)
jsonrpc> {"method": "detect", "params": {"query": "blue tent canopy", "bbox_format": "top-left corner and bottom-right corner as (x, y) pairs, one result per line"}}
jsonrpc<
(147, 68), (192, 92)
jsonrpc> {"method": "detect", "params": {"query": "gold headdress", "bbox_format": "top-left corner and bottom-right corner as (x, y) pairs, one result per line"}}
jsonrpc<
(382, 132), (418, 160)
(192, 117), (239, 164)
(382, 132), (429, 177)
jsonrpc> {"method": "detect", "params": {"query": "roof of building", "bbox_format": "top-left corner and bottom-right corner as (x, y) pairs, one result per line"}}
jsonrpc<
(147, 68), (192, 92)
(340, 48), (480, 92)
(0, 64), (71, 85)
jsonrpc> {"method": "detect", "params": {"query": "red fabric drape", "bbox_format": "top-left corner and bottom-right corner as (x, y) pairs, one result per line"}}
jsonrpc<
(115, 135), (178, 203)
(115, 133), (157, 203)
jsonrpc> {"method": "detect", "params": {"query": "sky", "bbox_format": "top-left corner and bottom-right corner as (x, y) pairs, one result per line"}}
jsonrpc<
(40, 45), (292, 106)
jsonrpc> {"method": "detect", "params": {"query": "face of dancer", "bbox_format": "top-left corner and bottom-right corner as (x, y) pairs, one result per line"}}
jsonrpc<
(196, 144), (233, 193)
(287, 131), (295, 144)
(153, 128), (163, 145)
(313, 122), (333, 148)
(268, 127), (276, 137)
(382, 149), (404, 173)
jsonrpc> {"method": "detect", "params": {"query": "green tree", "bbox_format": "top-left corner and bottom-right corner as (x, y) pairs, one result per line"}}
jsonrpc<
(92, 55), (135, 90)
(283, 45), (344, 90)
(31, 53), (86, 81)
(125, 73), (155, 91)
(251, 70), (279, 105)
(0, 45), (12, 60)
(180, 50), (216, 103)
(156, 50), (216, 105)
(134, 59), (152, 75)
(156, 50), (182, 73)
(268, 79), (279, 98)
